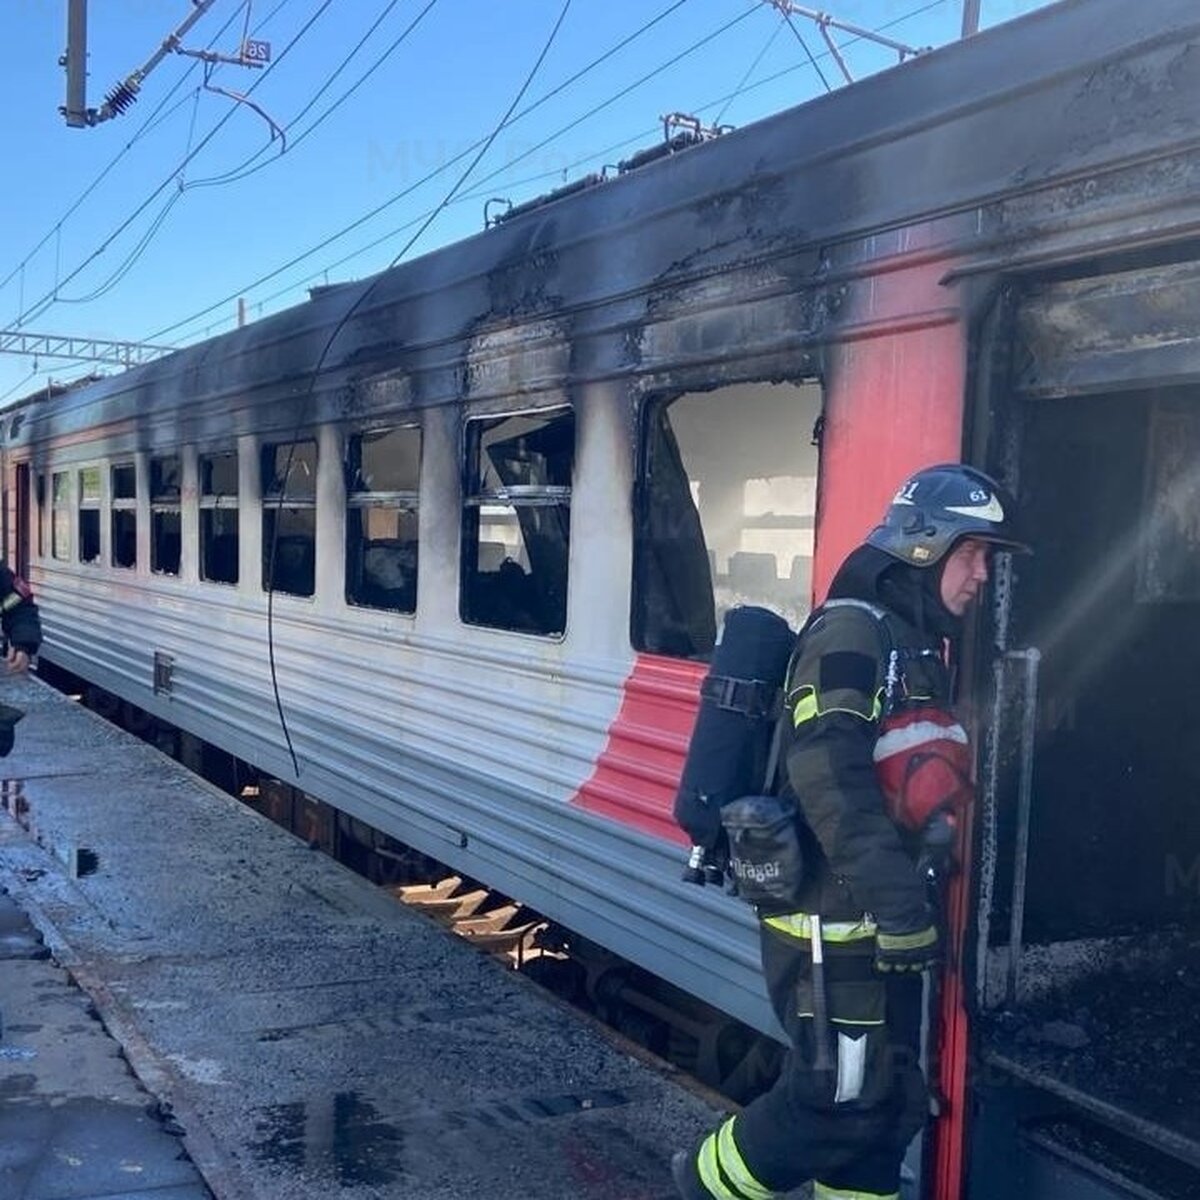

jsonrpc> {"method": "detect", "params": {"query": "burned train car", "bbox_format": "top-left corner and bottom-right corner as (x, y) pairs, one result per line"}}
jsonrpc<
(2, 1), (1198, 1195)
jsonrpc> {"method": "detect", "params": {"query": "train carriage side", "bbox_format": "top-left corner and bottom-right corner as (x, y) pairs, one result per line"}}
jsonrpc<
(4, 3), (1200, 1196)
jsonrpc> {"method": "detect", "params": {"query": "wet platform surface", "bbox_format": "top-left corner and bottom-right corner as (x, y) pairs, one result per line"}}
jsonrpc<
(0, 676), (724, 1199)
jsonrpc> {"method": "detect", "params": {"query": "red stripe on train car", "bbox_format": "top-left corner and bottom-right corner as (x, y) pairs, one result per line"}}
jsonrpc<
(572, 653), (704, 845)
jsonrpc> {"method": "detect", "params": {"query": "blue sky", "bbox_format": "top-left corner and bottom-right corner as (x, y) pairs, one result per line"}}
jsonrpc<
(0, 0), (1052, 403)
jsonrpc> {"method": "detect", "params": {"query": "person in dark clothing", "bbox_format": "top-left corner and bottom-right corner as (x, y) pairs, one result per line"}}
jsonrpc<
(1, 564), (41, 674)
(0, 564), (40, 757)
(673, 464), (1027, 1200)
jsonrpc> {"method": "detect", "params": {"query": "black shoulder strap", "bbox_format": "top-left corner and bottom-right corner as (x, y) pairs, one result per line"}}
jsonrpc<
(789, 597), (901, 716)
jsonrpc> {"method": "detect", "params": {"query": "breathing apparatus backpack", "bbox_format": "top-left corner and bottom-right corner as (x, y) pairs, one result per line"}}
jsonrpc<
(673, 600), (973, 908)
(673, 606), (806, 906)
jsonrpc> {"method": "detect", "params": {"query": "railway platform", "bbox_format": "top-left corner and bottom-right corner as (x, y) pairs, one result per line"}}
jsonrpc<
(0, 674), (731, 1200)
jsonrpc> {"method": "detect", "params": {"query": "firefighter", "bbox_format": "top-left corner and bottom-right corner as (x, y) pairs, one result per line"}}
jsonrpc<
(672, 464), (1027, 1200)
(1, 563), (41, 674)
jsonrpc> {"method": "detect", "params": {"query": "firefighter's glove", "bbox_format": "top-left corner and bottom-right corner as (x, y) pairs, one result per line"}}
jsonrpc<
(875, 925), (941, 974)
(916, 811), (958, 887)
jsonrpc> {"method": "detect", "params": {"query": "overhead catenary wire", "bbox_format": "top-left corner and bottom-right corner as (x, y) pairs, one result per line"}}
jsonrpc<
(188, 0), (436, 191)
(0, 0), (272, 303)
(143, 0), (750, 345)
(779, 9), (833, 92)
(58, 86), (204, 308)
(30, 0), (939, 357)
(10, 0), (338, 333)
(716, 12), (788, 126)
(263, 0), (575, 778)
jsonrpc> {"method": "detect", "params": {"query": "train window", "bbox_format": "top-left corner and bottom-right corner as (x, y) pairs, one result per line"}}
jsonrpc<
(51, 471), (70, 562)
(634, 382), (821, 659)
(150, 455), (181, 576)
(345, 427), (420, 614)
(262, 440), (317, 598)
(199, 450), (238, 586)
(111, 462), (137, 570)
(78, 466), (101, 565)
(461, 409), (573, 637)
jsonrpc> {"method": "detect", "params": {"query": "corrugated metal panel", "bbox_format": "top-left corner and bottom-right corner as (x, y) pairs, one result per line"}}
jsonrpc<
(35, 575), (777, 1034)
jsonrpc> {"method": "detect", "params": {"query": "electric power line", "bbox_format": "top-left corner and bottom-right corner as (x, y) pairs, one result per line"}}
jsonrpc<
(189, 0), (437, 191)
(0, 0), (274, 300)
(10, 0), (337, 332)
(144, 1), (756, 344)
(262, 0), (576, 778)
(780, 10), (833, 92)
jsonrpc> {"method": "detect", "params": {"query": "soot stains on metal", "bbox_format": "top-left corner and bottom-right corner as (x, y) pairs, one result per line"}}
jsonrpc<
(986, 935), (1200, 1147)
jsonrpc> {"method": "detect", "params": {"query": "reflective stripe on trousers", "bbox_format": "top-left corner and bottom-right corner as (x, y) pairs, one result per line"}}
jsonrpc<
(697, 1116), (777, 1200)
(813, 1185), (899, 1200)
(762, 913), (877, 942)
(811, 1185), (897, 1195)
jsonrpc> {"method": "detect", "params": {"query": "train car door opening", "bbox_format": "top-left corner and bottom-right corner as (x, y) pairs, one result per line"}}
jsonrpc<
(966, 259), (1200, 1200)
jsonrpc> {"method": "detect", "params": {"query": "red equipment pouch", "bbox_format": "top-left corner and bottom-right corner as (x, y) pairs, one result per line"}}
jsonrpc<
(872, 708), (972, 832)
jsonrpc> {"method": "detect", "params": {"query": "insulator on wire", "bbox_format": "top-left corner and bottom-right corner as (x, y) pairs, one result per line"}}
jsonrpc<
(104, 81), (139, 116)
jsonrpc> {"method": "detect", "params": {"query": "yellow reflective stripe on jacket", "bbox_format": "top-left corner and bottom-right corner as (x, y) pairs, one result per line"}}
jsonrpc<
(814, 1185), (899, 1200)
(763, 913), (877, 942)
(697, 1118), (776, 1200)
(789, 683), (883, 728)
(1, 592), (22, 612)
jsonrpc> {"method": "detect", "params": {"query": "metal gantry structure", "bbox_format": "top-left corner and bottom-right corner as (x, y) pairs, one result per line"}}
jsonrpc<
(0, 328), (173, 369)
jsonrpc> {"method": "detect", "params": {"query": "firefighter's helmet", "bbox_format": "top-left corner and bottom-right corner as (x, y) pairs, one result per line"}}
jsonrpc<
(867, 463), (1028, 567)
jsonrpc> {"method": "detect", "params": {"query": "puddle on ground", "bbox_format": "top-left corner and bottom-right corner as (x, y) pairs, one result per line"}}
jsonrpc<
(250, 1087), (636, 1189)
(251, 1092), (404, 1188)
(0, 778), (100, 877)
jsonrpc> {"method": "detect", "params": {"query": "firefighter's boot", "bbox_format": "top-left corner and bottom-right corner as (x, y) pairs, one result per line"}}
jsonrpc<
(671, 1150), (712, 1200)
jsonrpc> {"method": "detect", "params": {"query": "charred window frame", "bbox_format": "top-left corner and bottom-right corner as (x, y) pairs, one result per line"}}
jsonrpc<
(199, 450), (239, 585)
(110, 462), (137, 569)
(345, 426), (420, 614)
(460, 409), (573, 637)
(633, 383), (821, 660)
(78, 466), (101, 565)
(35, 473), (45, 559)
(262, 439), (317, 598)
(150, 455), (182, 576)
(51, 471), (70, 561)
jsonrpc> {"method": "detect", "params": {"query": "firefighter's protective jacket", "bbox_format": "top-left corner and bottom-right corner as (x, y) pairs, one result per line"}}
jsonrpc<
(783, 545), (960, 936)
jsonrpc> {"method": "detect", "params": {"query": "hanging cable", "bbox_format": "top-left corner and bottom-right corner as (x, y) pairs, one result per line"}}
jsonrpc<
(0, 0), (265, 301)
(11, 0), (336, 333)
(190, 0), (428, 191)
(717, 14), (787, 126)
(144, 0), (747, 345)
(263, 0), (575, 778)
(780, 10), (833, 92)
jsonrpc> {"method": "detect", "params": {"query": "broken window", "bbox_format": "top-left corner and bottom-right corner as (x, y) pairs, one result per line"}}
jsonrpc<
(461, 409), (573, 637)
(78, 466), (101, 565)
(51, 471), (69, 561)
(634, 382), (822, 659)
(199, 450), (238, 585)
(150, 455), (181, 576)
(262, 440), (317, 598)
(111, 462), (137, 569)
(345, 426), (420, 614)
